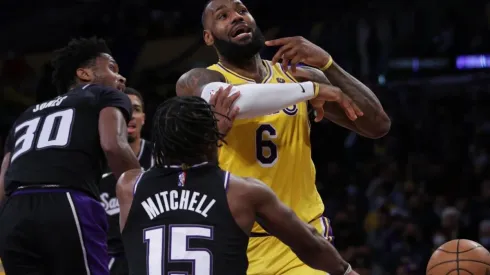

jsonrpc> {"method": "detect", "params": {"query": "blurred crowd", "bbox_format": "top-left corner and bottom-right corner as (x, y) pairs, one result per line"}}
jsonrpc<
(311, 81), (490, 274)
(2, 1), (490, 275)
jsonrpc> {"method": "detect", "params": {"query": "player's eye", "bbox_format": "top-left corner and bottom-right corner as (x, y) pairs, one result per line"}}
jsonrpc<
(238, 9), (247, 14)
(109, 64), (117, 72)
(217, 13), (226, 20)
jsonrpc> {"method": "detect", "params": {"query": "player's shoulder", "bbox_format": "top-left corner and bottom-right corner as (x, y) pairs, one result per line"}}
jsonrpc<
(176, 67), (226, 96)
(228, 174), (268, 194)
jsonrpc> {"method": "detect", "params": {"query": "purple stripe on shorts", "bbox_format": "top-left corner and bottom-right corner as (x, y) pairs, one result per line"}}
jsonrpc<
(70, 192), (110, 275)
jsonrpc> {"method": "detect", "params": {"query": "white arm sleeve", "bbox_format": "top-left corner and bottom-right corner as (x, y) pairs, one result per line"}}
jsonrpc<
(201, 81), (317, 119)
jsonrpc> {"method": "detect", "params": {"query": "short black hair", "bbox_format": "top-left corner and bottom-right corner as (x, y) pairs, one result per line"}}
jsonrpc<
(51, 37), (111, 94)
(201, 0), (214, 28)
(124, 87), (144, 110)
(152, 96), (226, 167)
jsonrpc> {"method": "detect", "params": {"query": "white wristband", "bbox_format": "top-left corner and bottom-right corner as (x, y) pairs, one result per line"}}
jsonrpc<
(201, 81), (317, 119)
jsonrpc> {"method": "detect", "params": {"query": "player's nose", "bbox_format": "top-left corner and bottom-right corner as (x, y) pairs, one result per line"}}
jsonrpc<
(230, 11), (245, 25)
(118, 75), (127, 85)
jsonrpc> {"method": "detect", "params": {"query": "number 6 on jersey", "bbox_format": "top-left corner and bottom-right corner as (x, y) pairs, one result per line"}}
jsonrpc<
(255, 124), (278, 167)
(144, 225), (213, 275)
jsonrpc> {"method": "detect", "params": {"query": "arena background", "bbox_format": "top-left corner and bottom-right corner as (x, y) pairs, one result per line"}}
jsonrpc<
(1, 0), (490, 274)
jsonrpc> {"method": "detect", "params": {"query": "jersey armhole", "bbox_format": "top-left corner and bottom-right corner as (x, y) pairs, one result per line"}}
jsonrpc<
(132, 171), (146, 195)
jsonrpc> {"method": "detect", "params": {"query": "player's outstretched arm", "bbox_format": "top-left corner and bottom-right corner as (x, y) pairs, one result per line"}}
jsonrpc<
(116, 168), (142, 230)
(99, 107), (141, 180)
(245, 177), (357, 275)
(177, 68), (333, 120)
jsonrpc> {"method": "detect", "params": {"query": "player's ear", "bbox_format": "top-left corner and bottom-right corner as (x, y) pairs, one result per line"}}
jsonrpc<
(142, 113), (146, 125)
(76, 67), (94, 82)
(203, 30), (214, 46)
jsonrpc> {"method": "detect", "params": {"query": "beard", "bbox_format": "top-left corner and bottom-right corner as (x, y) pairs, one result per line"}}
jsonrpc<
(128, 135), (136, 143)
(213, 27), (265, 66)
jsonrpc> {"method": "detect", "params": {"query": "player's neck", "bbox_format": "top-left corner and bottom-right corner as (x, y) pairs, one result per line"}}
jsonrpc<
(219, 54), (268, 83)
(130, 138), (142, 156)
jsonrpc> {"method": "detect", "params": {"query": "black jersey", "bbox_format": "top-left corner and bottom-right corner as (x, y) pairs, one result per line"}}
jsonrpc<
(121, 163), (249, 275)
(99, 138), (154, 255)
(4, 84), (132, 199)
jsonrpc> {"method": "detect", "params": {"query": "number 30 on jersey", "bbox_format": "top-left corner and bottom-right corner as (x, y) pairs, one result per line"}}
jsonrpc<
(11, 109), (75, 163)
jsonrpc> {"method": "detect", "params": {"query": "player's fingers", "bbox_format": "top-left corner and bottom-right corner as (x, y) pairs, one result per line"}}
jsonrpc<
(271, 44), (294, 65)
(352, 102), (364, 117)
(281, 49), (297, 71)
(314, 105), (324, 122)
(341, 98), (358, 121)
(215, 86), (230, 107)
(229, 106), (240, 121)
(289, 55), (303, 73)
(265, 37), (292, 46)
(223, 90), (240, 108)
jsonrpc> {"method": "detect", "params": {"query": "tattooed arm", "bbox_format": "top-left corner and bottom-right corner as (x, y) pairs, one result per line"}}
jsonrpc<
(176, 68), (226, 96)
(292, 65), (391, 139)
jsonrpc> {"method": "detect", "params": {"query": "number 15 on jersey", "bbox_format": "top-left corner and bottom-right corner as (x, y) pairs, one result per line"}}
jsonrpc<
(144, 225), (213, 275)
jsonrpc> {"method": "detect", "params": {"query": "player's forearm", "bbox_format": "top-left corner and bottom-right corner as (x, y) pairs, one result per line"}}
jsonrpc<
(292, 226), (350, 275)
(104, 141), (141, 180)
(201, 82), (318, 119)
(322, 62), (390, 138)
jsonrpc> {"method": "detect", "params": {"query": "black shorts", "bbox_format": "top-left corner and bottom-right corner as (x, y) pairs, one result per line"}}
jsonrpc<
(109, 255), (128, 275)
(0, 188), (109, 275)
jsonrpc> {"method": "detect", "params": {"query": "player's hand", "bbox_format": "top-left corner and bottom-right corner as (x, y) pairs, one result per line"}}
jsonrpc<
(265, 36), (331, 72)
(310, 83), (364, 122)
(208, 85), (240, 136)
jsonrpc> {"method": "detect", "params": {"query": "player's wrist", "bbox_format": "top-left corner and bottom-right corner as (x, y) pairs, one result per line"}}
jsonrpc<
(312, 82), (320, 98)
(319, 56), (333, 72)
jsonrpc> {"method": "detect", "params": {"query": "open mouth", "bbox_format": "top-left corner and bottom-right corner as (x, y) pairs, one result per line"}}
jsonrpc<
(231, 25), (252, 39)
(117, 83), (126, 92)
(128, 122), (136, 134)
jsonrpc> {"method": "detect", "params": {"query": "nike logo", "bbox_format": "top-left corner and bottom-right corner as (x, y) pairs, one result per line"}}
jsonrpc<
(299, 83), (305, 93)
(102, 172), (112, 179)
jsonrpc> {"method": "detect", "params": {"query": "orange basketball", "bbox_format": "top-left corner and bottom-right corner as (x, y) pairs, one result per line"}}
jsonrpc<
(427, 239), (490, 274)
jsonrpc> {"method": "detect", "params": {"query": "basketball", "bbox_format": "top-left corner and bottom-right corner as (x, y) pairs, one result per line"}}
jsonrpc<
(426, 239), (490, 274)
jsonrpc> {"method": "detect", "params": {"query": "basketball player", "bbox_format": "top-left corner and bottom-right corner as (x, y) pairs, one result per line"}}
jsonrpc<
(99, 87), (153, 275)
(117, 96), (358, 275)
(0, 38), (141, 275)
(175, 1), (391, 274)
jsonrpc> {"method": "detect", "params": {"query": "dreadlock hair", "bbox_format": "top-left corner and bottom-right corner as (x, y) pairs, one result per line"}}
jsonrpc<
(124, 87), (144, 110)
(152, 96), (226, 168)
(51, 37), (111, 94)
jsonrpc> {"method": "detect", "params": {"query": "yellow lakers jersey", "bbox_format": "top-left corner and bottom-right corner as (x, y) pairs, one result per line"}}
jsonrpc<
(207, 60), (324, 233)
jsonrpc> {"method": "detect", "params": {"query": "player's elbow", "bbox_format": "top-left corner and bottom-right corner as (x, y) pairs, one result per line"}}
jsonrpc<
(364, 110), (391, 139)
